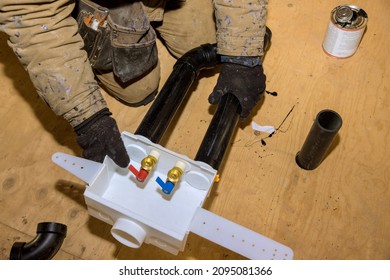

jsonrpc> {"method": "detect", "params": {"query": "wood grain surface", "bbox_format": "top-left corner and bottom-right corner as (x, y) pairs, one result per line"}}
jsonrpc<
(0, 0), (389, 260)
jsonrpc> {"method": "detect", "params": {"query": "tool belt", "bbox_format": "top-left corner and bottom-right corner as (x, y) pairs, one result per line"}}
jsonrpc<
(74, 0), (158, 83)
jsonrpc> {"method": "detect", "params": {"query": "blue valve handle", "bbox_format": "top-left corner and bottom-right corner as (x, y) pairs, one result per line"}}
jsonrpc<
(156, 177), (175, 195)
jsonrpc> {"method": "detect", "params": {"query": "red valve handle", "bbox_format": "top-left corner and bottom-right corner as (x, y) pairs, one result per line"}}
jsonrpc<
(128, 165), (149, 182)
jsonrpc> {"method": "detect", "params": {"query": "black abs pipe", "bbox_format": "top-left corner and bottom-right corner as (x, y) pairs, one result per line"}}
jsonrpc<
(10, 222), (67, 260)
(135, 43), (218, 143)
(194, 93), (241, 170)
(194, 27), (272, 170)
(296, 109), (343, 170)
(136, 28), (271, 169)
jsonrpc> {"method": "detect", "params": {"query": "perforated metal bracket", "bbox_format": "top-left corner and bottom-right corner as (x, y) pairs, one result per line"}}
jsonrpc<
(190, 207), (294, 260)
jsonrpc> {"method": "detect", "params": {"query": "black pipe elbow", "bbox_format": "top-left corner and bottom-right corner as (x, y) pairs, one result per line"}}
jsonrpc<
(175, 43), (218, 74)
(136, 43), (218, 142)
(10, 222), (67, 260)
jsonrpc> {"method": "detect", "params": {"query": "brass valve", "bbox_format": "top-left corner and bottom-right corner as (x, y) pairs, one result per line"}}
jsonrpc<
(156, 161), (186, 195)
(129, 150), (160, 183)
(140, 154), (158, 172)
(167, 166), (184, 184)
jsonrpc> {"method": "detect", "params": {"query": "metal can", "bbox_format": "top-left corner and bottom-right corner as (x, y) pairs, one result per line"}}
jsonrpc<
(322, 5), (368, 58)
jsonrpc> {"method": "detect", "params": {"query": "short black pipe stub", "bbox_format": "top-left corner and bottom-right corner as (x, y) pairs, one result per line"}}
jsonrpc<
(296, 109), (343, 170)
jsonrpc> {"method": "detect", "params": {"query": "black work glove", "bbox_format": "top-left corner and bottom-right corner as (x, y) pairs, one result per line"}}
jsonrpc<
(74, 108), (130, 168)
(209, 63), (266, 120)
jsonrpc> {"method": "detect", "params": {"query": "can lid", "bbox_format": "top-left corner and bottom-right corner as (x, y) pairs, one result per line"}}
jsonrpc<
(331, 5), (368, 30)
(335, 6), (353, 24)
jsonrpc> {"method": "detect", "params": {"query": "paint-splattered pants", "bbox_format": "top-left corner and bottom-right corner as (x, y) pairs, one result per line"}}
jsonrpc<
(0, 0), (267, 127)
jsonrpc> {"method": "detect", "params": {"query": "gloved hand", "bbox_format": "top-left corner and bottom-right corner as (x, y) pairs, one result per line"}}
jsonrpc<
(209, 62), (266, 120)
(74, 108), (130, 168)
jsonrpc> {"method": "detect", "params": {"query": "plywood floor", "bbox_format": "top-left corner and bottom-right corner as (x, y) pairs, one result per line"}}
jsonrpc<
(1, 0), (389, 260)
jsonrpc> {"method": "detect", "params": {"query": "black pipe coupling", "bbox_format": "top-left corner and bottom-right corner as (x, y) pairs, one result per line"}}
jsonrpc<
(296, 109), (343, 170)
(10, 222), (67, 260)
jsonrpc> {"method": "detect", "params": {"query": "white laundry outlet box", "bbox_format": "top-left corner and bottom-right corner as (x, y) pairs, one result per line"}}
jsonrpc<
(52, 131), (293, 259)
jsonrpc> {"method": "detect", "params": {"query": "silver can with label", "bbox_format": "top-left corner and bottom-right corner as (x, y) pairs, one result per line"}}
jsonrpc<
(322, 5), (368, 58)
